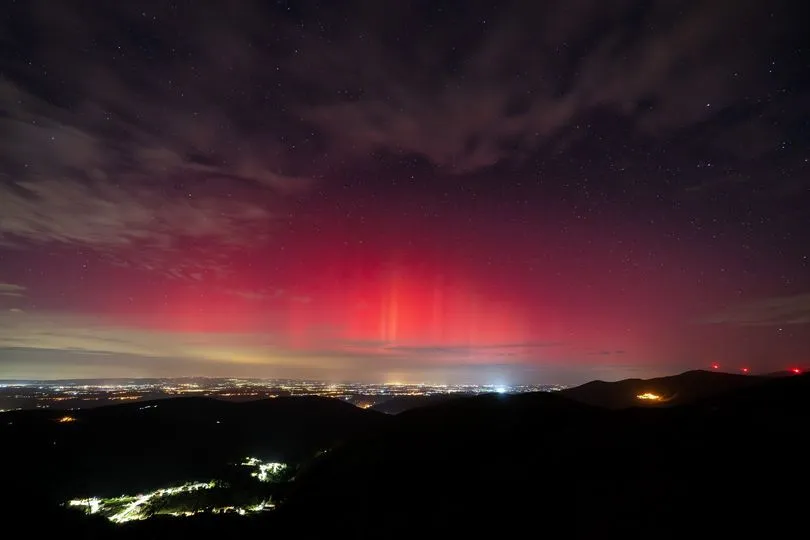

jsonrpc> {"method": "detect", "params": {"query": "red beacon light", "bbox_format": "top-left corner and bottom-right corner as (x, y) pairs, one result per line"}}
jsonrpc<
(741, 367), (749, 374)
(711, 363), (720, 370)
(791, 368), (801, 374)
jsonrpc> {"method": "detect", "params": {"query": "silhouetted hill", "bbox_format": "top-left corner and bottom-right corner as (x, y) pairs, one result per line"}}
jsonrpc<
(275, 374), (810, 537)
(278, 392), (603, 531)
(762, 369), (804, 378)
(6, 374), (810, 538)
(560, 369), (768, 409)
(1, 396), (384, 504)
(370, 393), (472, 414)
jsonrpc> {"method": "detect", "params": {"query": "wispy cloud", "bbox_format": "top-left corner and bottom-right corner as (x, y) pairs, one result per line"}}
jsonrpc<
(0, 311), (339, 369)
(0, 63), (300, 275)
(698, 293), (810, 326)
(227, 288), (285, 302)
(384, 341), (563, 355)
(0, 283), (26, 298)
(0, 178), (273, 252)
(295, 1), (805, 176)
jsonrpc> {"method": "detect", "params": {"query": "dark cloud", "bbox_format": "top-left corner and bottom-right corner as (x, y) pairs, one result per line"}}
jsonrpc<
(699, 293), (810, 326)
(2, 1), (805, 178)
(0, 0), (807, 274)
(295, 0), (808, 172)
(0, 176), (273, 249)
(0, 1), (310, 268)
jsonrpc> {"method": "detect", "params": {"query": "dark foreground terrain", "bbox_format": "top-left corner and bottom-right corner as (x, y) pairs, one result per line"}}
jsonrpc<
(3, 370), (808, 538)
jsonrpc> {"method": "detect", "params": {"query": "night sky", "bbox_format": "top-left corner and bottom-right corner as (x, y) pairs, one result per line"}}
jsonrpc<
(1, 1), (809, 385)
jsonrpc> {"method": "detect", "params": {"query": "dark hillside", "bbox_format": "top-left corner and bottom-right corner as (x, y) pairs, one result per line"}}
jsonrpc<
(2, 396), (384, 502)
(560, 369), (768, 409)
(277, 374), (810, 537)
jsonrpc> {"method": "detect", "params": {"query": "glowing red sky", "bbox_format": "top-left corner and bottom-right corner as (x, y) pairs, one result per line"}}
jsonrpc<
(1, 1), (809, 384)
(4, 187), (805, 385)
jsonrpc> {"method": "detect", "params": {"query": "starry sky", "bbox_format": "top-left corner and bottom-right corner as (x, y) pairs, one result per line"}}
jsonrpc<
(1, 0), (809, 385)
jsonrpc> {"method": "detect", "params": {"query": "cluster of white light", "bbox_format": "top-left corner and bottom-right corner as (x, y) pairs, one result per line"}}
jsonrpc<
(255, 462), (286, 482)
(67, 481), (217, 524)
(68, 497), (101, 514)
(66, 460), (289, 524)
(242, 456), (287, 482)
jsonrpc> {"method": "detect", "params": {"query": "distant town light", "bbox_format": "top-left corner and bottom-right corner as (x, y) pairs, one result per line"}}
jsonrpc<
(57, 415), (76, 423)
(67, 481), (221, 524)
(636, 392), (662, 401)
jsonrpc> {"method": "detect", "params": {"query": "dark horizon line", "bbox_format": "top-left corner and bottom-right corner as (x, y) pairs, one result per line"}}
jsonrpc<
(3, 367), (801, 386)
(0, 376), (561, 386)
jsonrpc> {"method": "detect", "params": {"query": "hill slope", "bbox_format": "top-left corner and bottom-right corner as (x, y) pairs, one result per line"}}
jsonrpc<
(276, 374), (810, 537)
(560, 369), (767, 408)
(1, 396), (384, 499)
(370, 393), (473, 414)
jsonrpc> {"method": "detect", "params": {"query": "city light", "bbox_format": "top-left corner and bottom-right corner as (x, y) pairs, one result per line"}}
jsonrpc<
(69, 497), (101, 514)
(636, 392), (662, 401)
(65, 474), (283, 524)
(57, 415), (76, 423)
(0, 379), (566, 412)
(241, 457), (287, 482)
